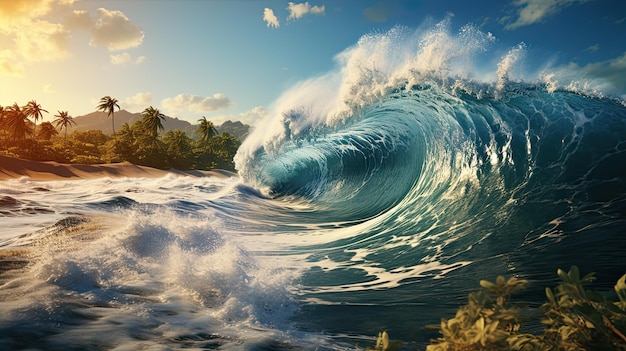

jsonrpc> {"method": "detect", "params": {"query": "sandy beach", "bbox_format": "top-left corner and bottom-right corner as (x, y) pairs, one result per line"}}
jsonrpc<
(0, 155), (236, 181)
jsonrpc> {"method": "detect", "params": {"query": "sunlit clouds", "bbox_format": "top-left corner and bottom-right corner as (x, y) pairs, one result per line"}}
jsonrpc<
(207, 106), (268, 125)
(110, 52), (146, 65)
(263, 2), (325, 29)
(162, 94), (233, 115)
(576, 53), (626, 91)
(0, 50), (25, 76)
(286, 2), (325, 20)
(263, 8), (280, 28)
(0, 0), (144, 76)
(89, 8), (144, 51)
(503, 0), (589, 30)
(123, 92), (153, 111)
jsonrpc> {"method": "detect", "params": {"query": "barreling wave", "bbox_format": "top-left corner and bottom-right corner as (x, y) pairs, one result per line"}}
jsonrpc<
(235, 17), (626, 226)
(1, 17), (625, 350)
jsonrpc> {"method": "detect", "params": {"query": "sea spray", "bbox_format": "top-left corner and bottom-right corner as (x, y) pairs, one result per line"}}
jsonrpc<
(1, 18), (625, 350)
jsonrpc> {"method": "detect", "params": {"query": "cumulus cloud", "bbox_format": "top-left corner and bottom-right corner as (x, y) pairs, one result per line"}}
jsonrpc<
(123, 92), (153, 112)
(578, 52), (626, 91)
(207, 106), (268, 125)
(504, 0), (588, 30)
(16, 20), (70, 61)
(263, 8), (280, 28)
(64, 9), (93, 30)
(110, 52), (145, 65)
(0, 1), (144, 76)
(90, 8), (144, 51)
(0, 1), (71, 63)
(237, 106), (268, 125)
(110, 52), (131, 65)
(0, 0), (53, 25)
(161, 93), (233, 114)
(286, 2), (325, 21)
(0, 50), (25, 76)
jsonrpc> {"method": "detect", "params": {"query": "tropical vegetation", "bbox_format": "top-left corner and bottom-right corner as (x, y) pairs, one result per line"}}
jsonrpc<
(368, 266), (626, 351)
(0, 98), (243, 171)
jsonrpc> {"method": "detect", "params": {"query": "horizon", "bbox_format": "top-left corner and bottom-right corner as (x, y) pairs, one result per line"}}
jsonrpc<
(1, 0), (625, 127)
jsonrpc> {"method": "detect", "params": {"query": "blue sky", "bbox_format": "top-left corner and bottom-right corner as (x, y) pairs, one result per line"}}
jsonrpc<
(1, 0), (624, 125)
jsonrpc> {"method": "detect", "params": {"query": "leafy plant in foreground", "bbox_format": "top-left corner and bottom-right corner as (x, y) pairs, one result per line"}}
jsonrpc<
(540, 266), (626, 350)
(425, 275), (539, 351)
(373, 266), (626, 351)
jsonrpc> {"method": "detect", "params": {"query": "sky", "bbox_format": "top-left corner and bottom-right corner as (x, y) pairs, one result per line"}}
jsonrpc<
(1, 0), (625, 126)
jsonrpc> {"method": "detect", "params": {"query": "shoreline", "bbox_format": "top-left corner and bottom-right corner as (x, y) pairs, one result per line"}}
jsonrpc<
(0, 155), (237, 181)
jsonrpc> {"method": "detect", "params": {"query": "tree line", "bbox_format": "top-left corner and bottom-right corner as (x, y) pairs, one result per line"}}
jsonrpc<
(0, 97), (241, 171)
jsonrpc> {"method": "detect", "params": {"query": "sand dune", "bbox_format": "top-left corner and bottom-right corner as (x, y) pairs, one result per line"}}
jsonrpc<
(0, 156), (236, 181)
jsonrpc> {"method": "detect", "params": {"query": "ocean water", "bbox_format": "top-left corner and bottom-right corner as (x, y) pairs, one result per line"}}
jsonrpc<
(1, 21), (626, 350)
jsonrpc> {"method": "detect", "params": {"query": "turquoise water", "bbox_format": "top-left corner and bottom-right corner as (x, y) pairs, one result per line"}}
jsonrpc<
(1, 21), (625, 350)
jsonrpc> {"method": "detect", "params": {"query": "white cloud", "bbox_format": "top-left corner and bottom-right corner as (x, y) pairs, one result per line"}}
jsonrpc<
(286, 2), (325, 21)
(90, 8), (144, 51)
(207, 106), (268, 125)
(15, 20), (70, 61)
(161, 93), (232, 114)
(0, 2), (144, 76)
(64, 9), (93, 30)
(0, 50), (24, 76)
(505, 0), (588, 30)
(110, 52), (145, 65)
(0, 1), (71, 64)
(0, 0), (53, 26)
(579, 52), (626, 91)
(546, 53), (626, 93)
(123, 92), (153, 112)
(110, 52), (131, 64)
(237, 106), (268, 125)
(263, 8), (280, 28)
(310, 4), (325, 15)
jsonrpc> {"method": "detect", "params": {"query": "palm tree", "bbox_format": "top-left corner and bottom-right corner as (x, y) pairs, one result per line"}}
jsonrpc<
(96, 96), (120, 135)
(162, 129), (193, 169)
(197, 116), (218, 143)
(141, 106), (165, 138)
(22, 100), (48, 141)
(6, 103), (31, 142)
(37, 122), (58, 141)
(53, 111), (77, 140)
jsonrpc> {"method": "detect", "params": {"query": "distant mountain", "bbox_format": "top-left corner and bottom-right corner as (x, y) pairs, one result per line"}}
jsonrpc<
(68, 110), (192, 134)
(217, 120), (250, 141)
(68, 110), (250, 141)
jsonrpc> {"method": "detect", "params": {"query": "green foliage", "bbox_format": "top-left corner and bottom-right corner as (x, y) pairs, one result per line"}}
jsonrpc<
(2, 102), (242, 171)
(541, 267), (626, 350)
(423, 266), (626, 351)
(37, 122), (58, 140)
(425, 276), (535, 351)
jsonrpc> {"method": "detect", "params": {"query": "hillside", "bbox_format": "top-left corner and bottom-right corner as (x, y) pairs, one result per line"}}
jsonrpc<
(68, 110), (192, 134)
(68, 110), (249, 141)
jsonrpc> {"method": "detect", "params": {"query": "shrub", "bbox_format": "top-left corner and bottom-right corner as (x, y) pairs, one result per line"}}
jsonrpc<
(424, 266), (626, 351)
(367, 267), (626, 351)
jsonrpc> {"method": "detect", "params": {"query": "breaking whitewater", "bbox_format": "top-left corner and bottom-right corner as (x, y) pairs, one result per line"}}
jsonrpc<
(1, 19), (625, 350)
